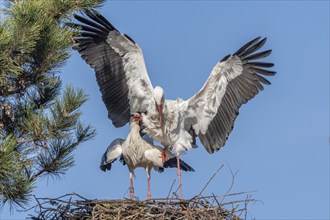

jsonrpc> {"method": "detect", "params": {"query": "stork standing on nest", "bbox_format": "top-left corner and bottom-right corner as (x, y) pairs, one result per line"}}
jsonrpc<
(100, 113), (194, 199)
(71, 10), (276, 199)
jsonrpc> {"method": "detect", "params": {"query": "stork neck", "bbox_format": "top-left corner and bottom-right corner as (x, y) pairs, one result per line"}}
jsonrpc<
(130, 122), (141, 138)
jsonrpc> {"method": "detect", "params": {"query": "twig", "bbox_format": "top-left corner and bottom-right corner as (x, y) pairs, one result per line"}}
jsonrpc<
(172, 183), (182, 199)
(166, 179), (176, 199)
(244, 194), (252, 220)
(220, 198), (258, 206)
(212, 192), (220, 206)
(220, 162), (238, 204)
(16, 138), (34, 143)
(196, 164), (224, 198)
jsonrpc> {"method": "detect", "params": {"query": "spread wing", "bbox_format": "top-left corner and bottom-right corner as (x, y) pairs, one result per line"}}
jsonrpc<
(144, 149), (163, 168)
(184, 37), (276, 153)
(100, 138), (124, 172)
(70, 10), (154, 127)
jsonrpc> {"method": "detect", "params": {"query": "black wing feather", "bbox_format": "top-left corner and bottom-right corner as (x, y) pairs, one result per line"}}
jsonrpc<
(100, 153), (118, 172)
(199, 37), (276, 153)
(70, 10), (133, 127)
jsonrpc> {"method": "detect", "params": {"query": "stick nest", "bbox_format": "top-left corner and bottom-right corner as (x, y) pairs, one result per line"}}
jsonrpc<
(28, 165), (257, 219)
(29, 192), (256, 220)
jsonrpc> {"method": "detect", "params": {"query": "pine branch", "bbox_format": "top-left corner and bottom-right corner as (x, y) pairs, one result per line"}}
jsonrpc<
(0, 0), (103, 209)
(0, 136), (34, 209)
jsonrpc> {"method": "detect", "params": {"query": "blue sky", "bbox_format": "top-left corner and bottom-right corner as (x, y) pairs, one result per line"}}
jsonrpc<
(1, 1), (329, 219)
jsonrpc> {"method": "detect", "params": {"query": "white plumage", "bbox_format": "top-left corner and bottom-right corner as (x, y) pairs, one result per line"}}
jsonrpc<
(72, 10), (275, 198)
(72, 10), (275, 156)
(100, 114), (194, 199)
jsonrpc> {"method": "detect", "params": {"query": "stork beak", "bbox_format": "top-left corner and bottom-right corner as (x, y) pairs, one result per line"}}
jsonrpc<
(133, 114), (142, 122)
(157, 104), (164, 130)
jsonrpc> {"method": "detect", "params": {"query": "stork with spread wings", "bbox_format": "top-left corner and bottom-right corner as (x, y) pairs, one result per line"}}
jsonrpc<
(70, 9), (276, 198)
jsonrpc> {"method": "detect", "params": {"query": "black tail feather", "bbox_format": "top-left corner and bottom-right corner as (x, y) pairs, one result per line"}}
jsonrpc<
(157, 167), (164, 173)
(163, 157), (195, 172)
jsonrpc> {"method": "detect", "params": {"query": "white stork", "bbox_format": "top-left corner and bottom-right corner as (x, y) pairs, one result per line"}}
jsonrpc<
(100, 113), (194, 199)
(71, 10), (276, 198)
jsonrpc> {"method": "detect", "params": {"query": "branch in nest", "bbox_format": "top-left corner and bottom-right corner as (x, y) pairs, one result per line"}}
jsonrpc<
(27, 191), (257, 220)
(27, 164), (260, 219)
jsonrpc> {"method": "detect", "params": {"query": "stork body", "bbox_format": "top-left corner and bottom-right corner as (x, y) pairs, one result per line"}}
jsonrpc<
(72, 10), (276, 198)
(100, 115), (194, 199)
(141, 98), (195, 155)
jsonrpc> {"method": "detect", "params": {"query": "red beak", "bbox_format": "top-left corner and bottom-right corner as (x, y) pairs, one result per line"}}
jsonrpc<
(157, 104), (163, 130)
(133, 114), (142, 122)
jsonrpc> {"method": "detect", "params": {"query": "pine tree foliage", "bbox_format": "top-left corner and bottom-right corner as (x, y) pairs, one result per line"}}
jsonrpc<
(0, 135), (33, 208)
(0, 0), (105, 209)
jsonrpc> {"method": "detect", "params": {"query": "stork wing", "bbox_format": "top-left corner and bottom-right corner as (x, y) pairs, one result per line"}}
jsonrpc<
(184, 37), (276, 153)
(71, 10), (154, 127)
(100, 138), (124, 171)
(144, 149), (163, 168)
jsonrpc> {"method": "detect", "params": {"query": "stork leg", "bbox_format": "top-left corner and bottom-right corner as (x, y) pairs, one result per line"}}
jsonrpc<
(147, 176), (151, 199)
(177, 156), (182, 199)
(146, 167), (151, 199)
(129, 172), (134, 199)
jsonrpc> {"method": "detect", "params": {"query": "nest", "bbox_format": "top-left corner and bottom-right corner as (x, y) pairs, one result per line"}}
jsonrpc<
(28, 165), (257, 219)
(29, 192), (256, 220)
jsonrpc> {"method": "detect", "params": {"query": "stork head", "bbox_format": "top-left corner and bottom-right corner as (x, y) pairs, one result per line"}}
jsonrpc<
(131, 113), (143, 131)
(152, 86), (165, 130)
(153, 86), (164, 105)
(132, 113), (142, 122)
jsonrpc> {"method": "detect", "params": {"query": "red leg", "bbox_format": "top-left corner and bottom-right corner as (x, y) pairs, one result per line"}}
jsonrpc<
(129, 177), (134, 199)
(162, 145), (169, 163)
(177, 156), (182, 199)
(147, 176), (151, 199)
